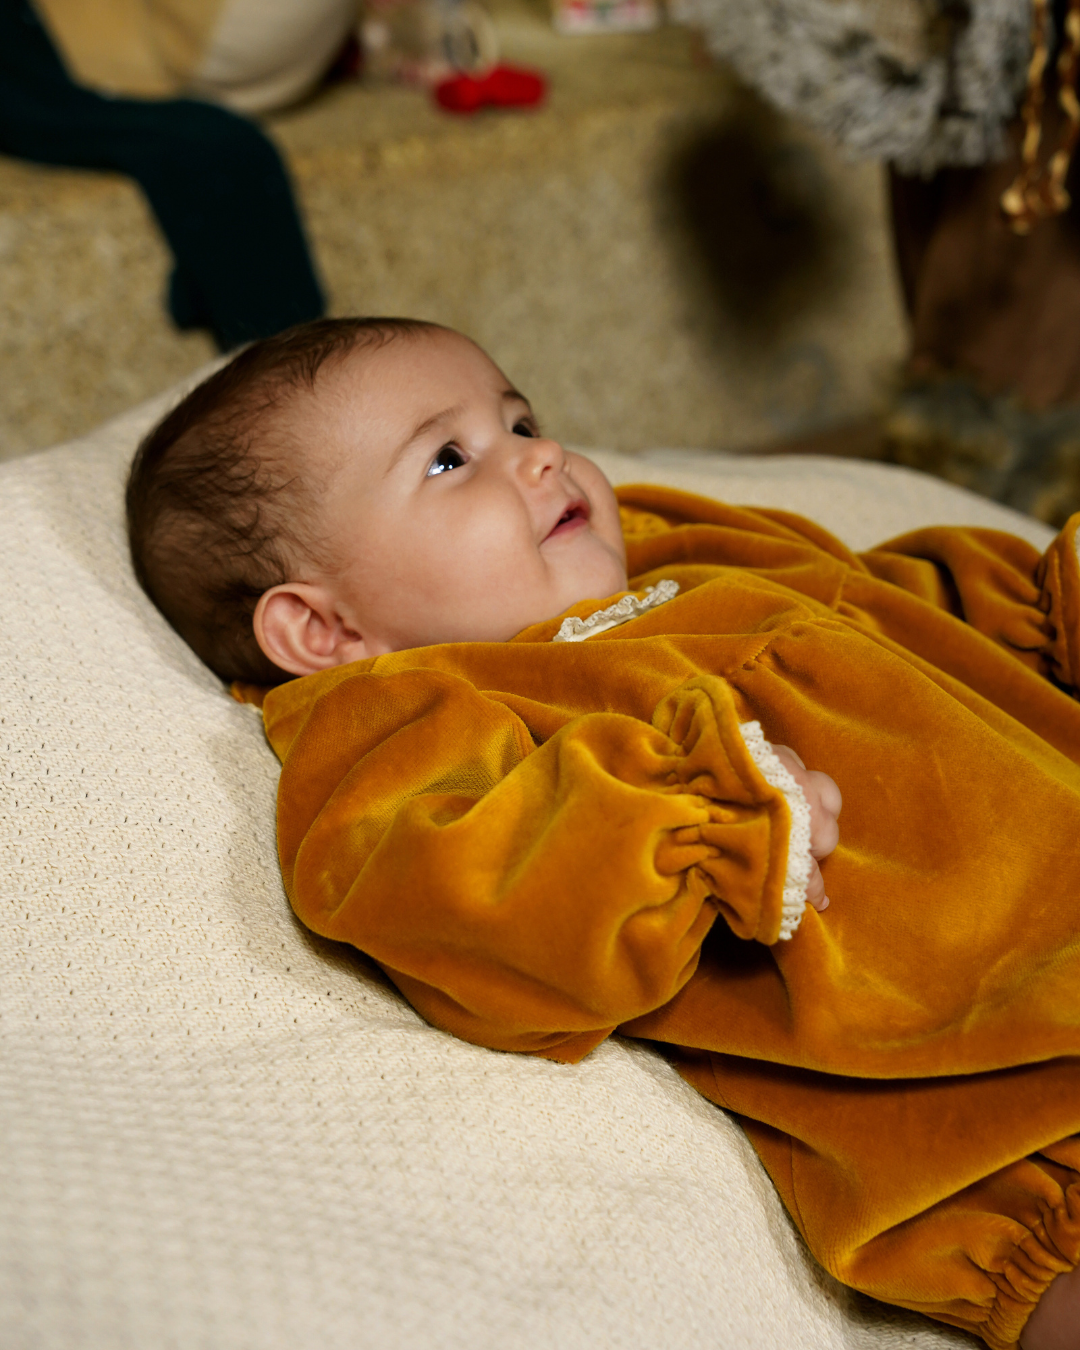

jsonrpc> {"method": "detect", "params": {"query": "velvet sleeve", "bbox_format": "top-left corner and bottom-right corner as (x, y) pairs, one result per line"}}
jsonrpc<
(617, 485), (1080, 687)
(261, 668), (808, 1063)
(851, 512), (1080, 689)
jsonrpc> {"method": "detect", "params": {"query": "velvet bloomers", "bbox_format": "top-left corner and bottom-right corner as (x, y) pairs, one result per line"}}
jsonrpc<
(242, 488), (1080, 1348)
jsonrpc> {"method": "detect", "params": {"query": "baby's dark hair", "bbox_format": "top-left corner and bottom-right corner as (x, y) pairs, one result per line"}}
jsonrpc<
(127, 316), (443, 685)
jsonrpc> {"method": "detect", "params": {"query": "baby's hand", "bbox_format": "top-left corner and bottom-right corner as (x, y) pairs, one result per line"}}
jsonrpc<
(771, 745), (842, 912)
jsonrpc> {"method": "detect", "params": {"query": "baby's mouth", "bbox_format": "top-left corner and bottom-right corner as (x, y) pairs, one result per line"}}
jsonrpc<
(544, 500), (590, 540)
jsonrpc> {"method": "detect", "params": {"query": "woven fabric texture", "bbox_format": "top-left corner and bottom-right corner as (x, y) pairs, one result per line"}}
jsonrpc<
(1, 382), (1050, 1350)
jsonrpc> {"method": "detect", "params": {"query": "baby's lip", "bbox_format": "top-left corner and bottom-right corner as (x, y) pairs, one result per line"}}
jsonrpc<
(543, 498), (590, 541)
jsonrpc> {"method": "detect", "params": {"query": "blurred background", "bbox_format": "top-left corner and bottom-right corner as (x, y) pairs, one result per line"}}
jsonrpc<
(3, 0), (1077, 523)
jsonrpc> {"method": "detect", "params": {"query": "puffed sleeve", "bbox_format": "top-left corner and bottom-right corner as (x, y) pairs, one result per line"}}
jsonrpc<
(615, 485), (1080, 688)
(850, 513), (1080, 689)
(261, 668), (810, 1062)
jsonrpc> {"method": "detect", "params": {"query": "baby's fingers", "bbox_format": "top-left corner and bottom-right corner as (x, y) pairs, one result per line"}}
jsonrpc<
(812, 770), (842, 819)
(805, 859), (829, 912)
(805, 769), (841, 859)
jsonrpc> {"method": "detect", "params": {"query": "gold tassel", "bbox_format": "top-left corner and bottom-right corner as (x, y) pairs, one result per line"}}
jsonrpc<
(1001, 0), (1080, 232)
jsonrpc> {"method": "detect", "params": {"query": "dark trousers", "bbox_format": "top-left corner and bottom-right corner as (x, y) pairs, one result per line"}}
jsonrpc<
(0, 0), (325, 349)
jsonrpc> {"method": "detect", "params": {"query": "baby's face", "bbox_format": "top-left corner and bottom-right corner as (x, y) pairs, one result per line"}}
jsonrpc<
(264, 329), (628, 666)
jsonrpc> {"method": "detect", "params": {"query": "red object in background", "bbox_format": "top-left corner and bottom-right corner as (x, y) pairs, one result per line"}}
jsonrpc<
(434, 64), (546, 113)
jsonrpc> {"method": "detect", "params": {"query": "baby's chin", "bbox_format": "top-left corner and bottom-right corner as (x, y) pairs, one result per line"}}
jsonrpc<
(547, 561), (630, 624)
(441, 573), (632, 646)
(382, 555), (631, 651)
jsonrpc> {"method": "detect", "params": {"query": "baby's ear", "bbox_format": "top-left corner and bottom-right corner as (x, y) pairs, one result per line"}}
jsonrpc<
(254, 583), (370, 677)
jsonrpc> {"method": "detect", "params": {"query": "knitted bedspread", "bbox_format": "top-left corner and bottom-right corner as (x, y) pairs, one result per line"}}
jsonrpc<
(0, 378), (1050, 1349)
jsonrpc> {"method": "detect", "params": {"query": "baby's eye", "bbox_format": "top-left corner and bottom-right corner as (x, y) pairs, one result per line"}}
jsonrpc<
(427, 444), (467, 476)
(513, 420), (536, 438)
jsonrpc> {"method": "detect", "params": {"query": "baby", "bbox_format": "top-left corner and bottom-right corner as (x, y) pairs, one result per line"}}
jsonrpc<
(128, 317), (1080, 1350)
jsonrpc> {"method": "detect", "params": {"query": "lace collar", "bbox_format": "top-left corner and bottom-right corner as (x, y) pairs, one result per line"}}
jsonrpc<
(552, 580), (679, 643)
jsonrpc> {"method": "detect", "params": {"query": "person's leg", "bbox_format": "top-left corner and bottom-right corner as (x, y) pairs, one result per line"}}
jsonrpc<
(0, 0), (324, 349)
(112, 97), (326, 349)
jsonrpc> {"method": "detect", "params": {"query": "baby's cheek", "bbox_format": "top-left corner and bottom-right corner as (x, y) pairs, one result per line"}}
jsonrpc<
(570, 457), (621, 534)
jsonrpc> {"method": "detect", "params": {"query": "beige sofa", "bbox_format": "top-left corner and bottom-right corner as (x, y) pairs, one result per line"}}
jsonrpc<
(1, 378), (1047, 1349)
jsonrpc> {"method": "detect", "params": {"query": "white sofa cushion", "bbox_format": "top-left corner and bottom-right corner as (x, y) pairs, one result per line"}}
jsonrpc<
(2, 385), (1040, 1349)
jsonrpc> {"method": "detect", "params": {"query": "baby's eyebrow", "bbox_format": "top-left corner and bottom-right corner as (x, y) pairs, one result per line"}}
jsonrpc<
(387, 390), (536, 472)
(407, 404), (462, 445)
(385, 403), (464, 474)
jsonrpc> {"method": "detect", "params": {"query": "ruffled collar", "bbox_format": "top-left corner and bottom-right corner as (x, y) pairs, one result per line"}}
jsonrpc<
(552, 580), (679, 643)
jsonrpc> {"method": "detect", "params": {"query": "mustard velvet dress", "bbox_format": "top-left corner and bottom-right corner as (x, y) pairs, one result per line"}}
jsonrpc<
(242, 487), (1080, 1349)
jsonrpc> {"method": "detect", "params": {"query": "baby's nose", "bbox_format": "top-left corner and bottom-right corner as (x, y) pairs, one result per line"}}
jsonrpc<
(519, 436), (565, 480)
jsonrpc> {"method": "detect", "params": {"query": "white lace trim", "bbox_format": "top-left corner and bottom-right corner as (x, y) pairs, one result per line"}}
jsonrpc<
(737, 721), (813, 941)
(552, 581), (680, 643)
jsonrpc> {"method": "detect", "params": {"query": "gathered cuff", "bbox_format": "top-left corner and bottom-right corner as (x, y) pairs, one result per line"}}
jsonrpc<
(981, 1178), (1080, 1350)
(652, 676), (814, 946)
(736, 721), (813, 940)
(837, 1158), (1080, 1350)
(1036, 513), (1080, 691)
